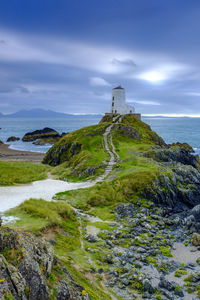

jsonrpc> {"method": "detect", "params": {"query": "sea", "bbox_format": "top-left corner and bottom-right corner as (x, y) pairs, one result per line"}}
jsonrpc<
(0, 116), (200, 155)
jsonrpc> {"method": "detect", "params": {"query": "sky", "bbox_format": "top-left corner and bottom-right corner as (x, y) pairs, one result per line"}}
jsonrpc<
(1, 0), (200, 115)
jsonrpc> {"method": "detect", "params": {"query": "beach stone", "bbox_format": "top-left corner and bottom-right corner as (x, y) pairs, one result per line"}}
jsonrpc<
(192, 232), (200, 246)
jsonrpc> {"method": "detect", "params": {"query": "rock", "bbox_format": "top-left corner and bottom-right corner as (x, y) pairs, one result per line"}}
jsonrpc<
(143, 279), (154, 294)
(190, 204), (200, 221)
(192, 232), (200, 246)
(158, 276), (174, 291)
(6, 136), (20, 142)
(0, 139), (3, 144)
(33, 137), (60, 145)
(85, 234), (98, 243)
(105, 255), (113, 264)
(184, 215), (196, 229)
(22, 127), (60, 142)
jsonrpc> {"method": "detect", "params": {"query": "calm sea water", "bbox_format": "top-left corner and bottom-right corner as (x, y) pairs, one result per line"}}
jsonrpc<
(0, 116), (200, 155)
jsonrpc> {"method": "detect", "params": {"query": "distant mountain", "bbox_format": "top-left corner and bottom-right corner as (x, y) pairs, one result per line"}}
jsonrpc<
(5, 109), (71, 118)
(0, 109), (102, 118)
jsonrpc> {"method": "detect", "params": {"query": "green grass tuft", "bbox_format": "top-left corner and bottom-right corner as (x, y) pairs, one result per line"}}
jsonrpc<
(0, 161), (50, 186)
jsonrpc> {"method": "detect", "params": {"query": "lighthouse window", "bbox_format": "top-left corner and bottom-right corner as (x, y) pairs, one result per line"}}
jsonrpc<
(112, 96), (114, 100)
(112, 102), (114, 107)
(130, 110), (132, 113)
(115, 110), (117, 113)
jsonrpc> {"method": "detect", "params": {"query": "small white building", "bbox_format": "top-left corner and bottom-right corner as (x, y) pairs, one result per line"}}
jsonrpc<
(109, 85), (141, 119)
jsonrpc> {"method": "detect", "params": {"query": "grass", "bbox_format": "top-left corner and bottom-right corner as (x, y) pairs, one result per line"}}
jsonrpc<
(0, 161), (50, 186)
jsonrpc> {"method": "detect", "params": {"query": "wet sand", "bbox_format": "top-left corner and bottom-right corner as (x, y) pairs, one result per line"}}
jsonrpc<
(0, 178), (95, 212)
(0, 144), (45, 162)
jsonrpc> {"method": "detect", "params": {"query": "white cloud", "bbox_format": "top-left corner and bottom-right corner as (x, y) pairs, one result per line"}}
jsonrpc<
(128, 99), (161, 105)
(137, 64), (190, 84)
(89, 77), (111, 87)
(186, 92), (200, 96)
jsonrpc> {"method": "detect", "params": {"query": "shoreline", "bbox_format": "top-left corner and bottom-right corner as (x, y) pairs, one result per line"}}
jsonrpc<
(8, 143), (47, 153)
(0, 143), (45, 162)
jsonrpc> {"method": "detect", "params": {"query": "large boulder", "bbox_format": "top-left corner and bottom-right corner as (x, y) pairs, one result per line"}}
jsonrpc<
(7, 136), (20, 142)
(22, 127), (60, 142)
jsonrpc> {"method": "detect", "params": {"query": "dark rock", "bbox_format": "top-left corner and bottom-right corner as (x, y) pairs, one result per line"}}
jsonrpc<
(22, 127), (60, 142)
(143, 279), (154, 294)
(158, 276), (174, 291)
(105, 255), (113, 264)
(56, 281), (70, 299)
(85, 234), (98, 243)
(6, 136), (20, 142)
(0, 139), (3, 144)
(169, 142), (194, 153)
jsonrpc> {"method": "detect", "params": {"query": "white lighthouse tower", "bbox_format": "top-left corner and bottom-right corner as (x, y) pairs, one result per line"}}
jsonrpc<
(111, 86), (134, 114)
(109, 85), (141, 119)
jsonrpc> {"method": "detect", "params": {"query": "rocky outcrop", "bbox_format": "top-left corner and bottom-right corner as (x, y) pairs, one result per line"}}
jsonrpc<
(145, 144), (198, 169)
(0, 139), (3, 144)
(33, 137), (60, 145)
(143, 164), (200, 210)
(22, 128), (60, 142)
(7, 136), (20, 142)
(43, 141), (82, 166)
(0, 222), (90, 300)
(113, 124), (141, 139)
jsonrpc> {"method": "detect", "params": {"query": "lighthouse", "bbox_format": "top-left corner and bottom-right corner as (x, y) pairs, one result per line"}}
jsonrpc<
(109, 85), (141, 119)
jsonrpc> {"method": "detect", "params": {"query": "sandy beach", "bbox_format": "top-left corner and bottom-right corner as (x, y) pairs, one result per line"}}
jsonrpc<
(0, 143), (45, 162)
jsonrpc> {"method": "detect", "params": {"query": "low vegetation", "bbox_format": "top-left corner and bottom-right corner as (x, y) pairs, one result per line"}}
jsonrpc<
(0, 161), (50, 185)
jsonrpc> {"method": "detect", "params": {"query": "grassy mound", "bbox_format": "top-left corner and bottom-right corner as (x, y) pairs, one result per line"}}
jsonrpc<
(43, 115), (165, 181)
(43, 122), (110, 181)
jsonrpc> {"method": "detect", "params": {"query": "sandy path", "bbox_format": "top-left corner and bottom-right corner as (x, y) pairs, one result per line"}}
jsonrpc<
(0, 179), (95, 212)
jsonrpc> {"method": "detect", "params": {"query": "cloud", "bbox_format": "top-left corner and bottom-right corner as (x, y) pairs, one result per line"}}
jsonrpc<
(128, 99), (161, 106)
(137, 64), (190, 84)
(89, 77), (111, 87)
(186, 92), (200, 97)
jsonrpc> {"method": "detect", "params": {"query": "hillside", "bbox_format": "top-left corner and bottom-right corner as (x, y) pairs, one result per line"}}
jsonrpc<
(2, 114), (200, 300)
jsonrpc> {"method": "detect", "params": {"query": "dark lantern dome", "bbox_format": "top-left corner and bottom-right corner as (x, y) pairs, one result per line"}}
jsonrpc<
(112, 85), (124, 90)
